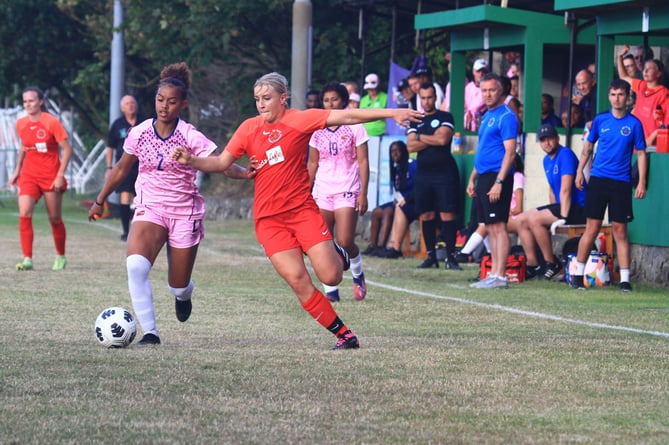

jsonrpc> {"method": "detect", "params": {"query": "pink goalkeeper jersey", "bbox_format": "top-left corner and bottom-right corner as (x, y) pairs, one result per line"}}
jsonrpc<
(124, 118), (217, 219)
(309, 123), (369, 196)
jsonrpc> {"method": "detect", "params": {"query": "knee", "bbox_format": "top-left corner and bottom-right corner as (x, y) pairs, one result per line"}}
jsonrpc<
(126, 254), (151, 280)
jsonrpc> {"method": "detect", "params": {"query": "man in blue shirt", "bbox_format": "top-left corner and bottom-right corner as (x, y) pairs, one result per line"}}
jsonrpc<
(571, 79), (648, 292)
(516, 124), (587, 280)
(467, 73), (518, 289)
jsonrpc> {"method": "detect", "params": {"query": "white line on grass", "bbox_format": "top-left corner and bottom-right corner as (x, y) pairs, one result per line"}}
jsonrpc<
(367, 279), (669, 339)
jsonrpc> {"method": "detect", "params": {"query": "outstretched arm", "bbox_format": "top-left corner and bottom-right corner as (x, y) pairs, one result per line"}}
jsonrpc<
(327, 108), (423, 128)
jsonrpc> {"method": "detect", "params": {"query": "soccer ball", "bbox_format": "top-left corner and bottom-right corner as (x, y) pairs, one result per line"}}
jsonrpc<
(95, 307), (137, 348)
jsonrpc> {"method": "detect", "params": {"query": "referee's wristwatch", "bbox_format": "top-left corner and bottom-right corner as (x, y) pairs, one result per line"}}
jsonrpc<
(494, 177), (504, 185)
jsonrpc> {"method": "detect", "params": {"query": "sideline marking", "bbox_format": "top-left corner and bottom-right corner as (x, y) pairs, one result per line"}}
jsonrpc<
(366, 279), (669, 339)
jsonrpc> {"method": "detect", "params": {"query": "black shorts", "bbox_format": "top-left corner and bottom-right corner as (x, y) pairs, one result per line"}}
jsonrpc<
(116, 163), (138, 195)
(584, 176), (633, 223)
(475, 172), (513, 224)
(537, 203), (586, 225)
(398, 195), (418, 223)
(413, 171), (460, 215)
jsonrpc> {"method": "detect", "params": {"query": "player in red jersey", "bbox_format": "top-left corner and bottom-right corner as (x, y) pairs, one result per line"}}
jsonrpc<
(10, 86), (72, 271)
(172, 72), (423, 349)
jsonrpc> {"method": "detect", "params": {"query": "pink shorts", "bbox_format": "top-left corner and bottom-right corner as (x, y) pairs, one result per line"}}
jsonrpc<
(255, 205), (332, 257)
(133, 206), (204, 248)
(313, 191), (358, 212)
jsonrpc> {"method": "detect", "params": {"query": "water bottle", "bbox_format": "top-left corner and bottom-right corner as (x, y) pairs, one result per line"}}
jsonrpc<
(452, 132), (462, 154)
(655, 105), (665, 129)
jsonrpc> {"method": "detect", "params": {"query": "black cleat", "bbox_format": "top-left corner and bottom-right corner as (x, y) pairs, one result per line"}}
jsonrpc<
(416, 256), (439, 269)
(570, 274), (586, 290)
(175, 298), (192, 322)
(334, 241), (350, 271)
(543, 261), (563, 280)
(137, 333), (161, 345)
(332, 330), (360, 350)
(620, 281), (633, 292)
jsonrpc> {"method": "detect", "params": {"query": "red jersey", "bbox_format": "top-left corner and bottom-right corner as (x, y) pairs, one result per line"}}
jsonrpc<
(631, 78), (669, 139)
(226, 108), (330, 219)
(16, 113), (69, 179)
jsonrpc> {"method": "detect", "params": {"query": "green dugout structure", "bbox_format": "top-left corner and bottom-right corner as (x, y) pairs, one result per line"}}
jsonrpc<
(413, 0), (669, 283)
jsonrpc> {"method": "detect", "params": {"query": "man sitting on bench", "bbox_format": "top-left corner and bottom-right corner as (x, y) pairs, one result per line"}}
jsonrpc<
(516, 124), (587, 280)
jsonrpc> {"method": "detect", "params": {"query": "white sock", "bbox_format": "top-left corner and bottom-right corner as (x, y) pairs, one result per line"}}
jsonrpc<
(323, 284), (338, 295)
(620, 269), (630, 283)
(574, 261), (586, 275)
(461, 232), (483, 254)
(169, 280), (194, 301)
(350, 253), (363, 277)
(126, 254), (157, 336)
(483, 236), (491, 253)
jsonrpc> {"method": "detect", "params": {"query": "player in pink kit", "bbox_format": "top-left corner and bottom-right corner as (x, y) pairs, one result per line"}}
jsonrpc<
(308, 82), (369, 302)
(89, 62), (251, 345)
(171, 72), (422, 349)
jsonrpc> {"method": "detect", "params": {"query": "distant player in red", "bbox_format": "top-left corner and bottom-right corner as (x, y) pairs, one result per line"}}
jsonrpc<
(10, 86), (72, 271)
(172, 72), (423, 350)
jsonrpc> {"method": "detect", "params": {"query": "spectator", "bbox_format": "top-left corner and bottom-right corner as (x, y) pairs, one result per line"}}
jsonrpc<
(572, 79), (647, 292)
(414, 66), (444, 111)
(457, 155), (524, 263)
(348, 93), (361, 109)
(572, 69), (597, 125)
(305, 89), (321, 109)
(364, 140), (412, 257)
(561, 104), (585, 129)
(105, 94), (144, 242)
(394, 77), (414, 109)
(617, 44), (669, 146)
(344, 80), (359, 97)
(407, 82), (461, 270)
(464, 58), (488, 131)
(621, 53), (642, 80)
(308, 82), (369, 302)
(632, 45), (654, 73)
(501, 76), (522, 124)
(440, 52), (452, 112)
(379, 141), (418, 259)
(467, 73), (519, 289)
(360, 73), (388, 136)
(10, 86), (72, 271)
(516, 124), (586, 280)
(407, 72), (421, 110)
(541, 93), (562, 128)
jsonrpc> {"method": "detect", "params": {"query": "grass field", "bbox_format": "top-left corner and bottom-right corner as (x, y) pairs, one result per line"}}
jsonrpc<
(1, 196), (668, 444)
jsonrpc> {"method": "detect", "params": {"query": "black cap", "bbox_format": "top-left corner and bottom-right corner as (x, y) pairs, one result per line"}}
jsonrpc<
(414, 66), (432, 76)
(397, 78), (410, 90)
(537, 124), (558, 141)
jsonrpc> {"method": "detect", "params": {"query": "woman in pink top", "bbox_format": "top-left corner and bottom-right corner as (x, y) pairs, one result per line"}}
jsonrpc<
(307, 82), (370, 303)
(89, 62), (251, 346)
(617, 44), (669, 146)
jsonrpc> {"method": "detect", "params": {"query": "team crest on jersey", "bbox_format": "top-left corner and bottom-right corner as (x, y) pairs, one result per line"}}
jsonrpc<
(36, 129), (47, 140)
(487, 118), (495, 127)
(430, 119), (440, 128)
(263, 129), (282, 144)
(266, 145), (285, 166)
(620, 126), (631, 136)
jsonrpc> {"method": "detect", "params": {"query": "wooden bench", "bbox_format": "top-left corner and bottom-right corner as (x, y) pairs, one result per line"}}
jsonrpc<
(555, 224), (618, 281)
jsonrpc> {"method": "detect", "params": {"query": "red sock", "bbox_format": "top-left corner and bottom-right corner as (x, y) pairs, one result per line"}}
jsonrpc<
(51, 220), (66, 255)
(301, 290), (349, 337)
(19, 216), (33, 258)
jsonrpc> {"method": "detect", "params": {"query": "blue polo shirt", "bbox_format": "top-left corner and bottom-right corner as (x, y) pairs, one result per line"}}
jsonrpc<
(587, 110), (645, 182)
(543, 146), (586, 207)
(474, 104), (518, 174)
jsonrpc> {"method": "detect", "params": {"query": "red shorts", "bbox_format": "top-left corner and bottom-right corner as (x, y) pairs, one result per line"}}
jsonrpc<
(255, 205), (332, 257)
(18, 173), (68, 201)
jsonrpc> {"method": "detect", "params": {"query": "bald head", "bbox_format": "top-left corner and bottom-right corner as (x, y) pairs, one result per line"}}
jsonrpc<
(575, 70), (594, 96)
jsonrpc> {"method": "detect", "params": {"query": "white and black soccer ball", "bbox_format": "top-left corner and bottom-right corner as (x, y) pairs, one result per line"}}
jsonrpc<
(95, 307), (137, 348)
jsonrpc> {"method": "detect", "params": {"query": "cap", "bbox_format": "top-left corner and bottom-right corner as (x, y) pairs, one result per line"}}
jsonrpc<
(349, 93), (361, 103)
(414, 66), (432, 76)
(537, 124), (558, 141)
(473, 58), (488, 72)
(397, 78), (410, 91)
(363, 73), (379, 90)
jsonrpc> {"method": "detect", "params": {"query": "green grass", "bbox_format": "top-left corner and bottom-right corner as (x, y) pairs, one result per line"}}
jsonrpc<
(1, 196), (668, 444)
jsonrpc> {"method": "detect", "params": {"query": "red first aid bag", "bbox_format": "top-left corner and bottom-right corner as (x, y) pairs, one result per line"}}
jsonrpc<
(480, 253), (527, 283)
